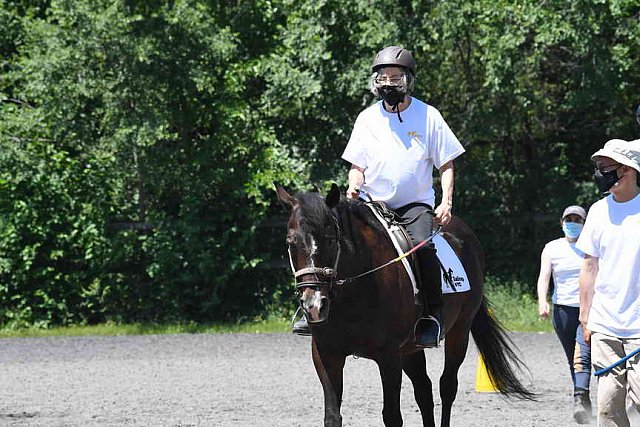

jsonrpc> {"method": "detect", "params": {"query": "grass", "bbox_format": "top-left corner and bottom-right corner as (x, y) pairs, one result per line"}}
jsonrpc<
(484, 277), (554, 333)
(0, 277), (552, 338)
(0, 318), (290, 339)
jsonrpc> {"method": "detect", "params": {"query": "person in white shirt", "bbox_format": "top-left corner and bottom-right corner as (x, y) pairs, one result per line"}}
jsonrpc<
(577, 138), (640, 426)
(536, 205), (592, 424)
(339, 45), (464, 348)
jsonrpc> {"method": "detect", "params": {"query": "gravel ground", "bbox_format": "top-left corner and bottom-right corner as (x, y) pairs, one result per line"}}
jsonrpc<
(0, 332), (595, 426)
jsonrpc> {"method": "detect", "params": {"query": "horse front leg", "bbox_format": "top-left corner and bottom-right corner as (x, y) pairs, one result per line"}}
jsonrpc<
(377, 352), (404, 427)
(311, 339), (346, 427)
(402, 351), (436, 427)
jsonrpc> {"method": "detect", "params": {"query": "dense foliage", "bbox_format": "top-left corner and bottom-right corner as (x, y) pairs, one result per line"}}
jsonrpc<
(1, 0), (639, 327)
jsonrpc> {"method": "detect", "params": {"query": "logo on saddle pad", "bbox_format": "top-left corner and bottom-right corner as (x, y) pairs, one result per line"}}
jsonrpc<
(433, 235), (470, 294)
(444, 267), (466, 290)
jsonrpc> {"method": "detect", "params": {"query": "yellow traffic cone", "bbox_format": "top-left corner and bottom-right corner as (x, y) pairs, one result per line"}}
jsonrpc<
(475, 354), (497, 392)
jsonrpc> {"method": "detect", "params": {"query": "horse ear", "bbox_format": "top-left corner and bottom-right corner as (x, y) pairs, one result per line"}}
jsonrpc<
(274, 182), (296, 209)
(326, 183), (340, 208)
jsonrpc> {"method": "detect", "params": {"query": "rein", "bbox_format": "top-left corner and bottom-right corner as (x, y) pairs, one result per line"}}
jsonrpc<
(333, 225), (442, 286)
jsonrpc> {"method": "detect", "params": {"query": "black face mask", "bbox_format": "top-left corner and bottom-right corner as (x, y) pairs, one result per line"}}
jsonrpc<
(378, 85), (406, 122)
(378, 85), (405, 109)
(593, 166), (621, 194)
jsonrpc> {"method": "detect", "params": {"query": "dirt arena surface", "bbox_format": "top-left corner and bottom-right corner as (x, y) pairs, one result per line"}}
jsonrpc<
(0, 332), (595, 426)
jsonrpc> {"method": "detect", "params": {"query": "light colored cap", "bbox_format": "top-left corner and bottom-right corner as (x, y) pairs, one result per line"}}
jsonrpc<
(591, 139), (640, 173)
(562, 205), (586, 220)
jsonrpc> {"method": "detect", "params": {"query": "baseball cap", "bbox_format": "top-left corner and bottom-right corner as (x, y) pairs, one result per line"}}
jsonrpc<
(562, 205), (586, 220)
(591, 139), (640, 173)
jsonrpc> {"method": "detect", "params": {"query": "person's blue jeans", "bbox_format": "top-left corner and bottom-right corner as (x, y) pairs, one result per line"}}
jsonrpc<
(552, 304), (591, 391)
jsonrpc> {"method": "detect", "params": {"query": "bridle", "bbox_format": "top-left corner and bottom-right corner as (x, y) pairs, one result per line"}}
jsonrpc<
(287, 214), (342, 325)
(288, 208), (442, 292)
(288, 205), (442, 326)
(288, 213), (342, 293)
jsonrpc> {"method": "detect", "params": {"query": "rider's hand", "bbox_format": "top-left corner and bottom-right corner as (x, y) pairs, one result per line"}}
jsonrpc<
(434, 203), (452, 227)
(346, 186), (360, 199)
(538, 300), (550, 318)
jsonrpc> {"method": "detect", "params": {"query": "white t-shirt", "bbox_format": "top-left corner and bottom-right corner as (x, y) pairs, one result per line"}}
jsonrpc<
(576, 193), (640, 338)
(542, 238), (584, 307)
(341, 98), (465, 209)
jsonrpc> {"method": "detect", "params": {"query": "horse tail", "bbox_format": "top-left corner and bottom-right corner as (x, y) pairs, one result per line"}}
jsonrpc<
(470, 297), (536, 400)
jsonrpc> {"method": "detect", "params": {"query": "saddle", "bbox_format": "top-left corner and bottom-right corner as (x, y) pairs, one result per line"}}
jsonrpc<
(365, 201), (457, 295)
(365, 201), (426, 296)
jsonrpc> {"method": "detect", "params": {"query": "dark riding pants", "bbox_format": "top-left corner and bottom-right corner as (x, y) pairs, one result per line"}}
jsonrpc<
(392, 203), (442, 314)
(552, 304), (591, 392)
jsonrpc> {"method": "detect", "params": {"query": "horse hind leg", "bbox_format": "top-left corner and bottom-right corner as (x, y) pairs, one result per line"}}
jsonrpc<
(439, 319), (472, 427)
(402, 351), (436, 427)
(311, 340), (346, 426)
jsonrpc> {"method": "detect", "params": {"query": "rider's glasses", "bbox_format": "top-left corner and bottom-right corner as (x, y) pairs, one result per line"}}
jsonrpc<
(374, 74), (404, 86)
(595, 163), (622, 174)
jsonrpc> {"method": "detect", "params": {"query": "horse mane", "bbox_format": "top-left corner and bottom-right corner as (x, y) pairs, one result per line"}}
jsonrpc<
(295, 191), (387, 249)
(338, 198), (385, 232)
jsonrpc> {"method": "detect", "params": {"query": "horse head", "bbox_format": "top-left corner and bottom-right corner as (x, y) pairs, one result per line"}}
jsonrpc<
(276, 183), (341, 324)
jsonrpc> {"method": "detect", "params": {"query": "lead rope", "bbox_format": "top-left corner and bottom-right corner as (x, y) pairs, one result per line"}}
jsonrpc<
(594, 346), (640, 376)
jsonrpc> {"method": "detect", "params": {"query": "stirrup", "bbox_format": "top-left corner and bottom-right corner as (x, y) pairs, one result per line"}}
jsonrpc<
(291, 307), (311, 336)
(413, 315), (444, 348)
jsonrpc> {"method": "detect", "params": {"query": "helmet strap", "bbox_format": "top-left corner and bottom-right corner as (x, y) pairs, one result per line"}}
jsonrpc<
(393, 104), (403, 123)
(384, 99), (404, 123)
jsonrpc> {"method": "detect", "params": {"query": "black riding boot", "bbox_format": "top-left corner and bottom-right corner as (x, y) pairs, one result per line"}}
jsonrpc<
(292, 312), (311, 336)
(414, 246), (445, 348)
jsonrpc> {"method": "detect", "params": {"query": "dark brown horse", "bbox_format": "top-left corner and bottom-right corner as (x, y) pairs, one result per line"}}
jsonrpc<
(276, 183), (533, 427)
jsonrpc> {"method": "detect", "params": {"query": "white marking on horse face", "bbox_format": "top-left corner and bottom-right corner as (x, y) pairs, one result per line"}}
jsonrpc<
(302, 290), (324, 311)
(312, 290), (323, 310)
(309, 235), (318, 256)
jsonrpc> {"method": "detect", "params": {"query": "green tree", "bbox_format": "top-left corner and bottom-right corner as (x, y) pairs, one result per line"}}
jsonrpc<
(1, 0), (639, 327)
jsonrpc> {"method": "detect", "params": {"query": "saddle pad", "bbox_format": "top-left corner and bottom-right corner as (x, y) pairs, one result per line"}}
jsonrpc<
(433, 234), (471, 294)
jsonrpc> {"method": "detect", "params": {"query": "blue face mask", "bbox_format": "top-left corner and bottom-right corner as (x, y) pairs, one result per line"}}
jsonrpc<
(562, 221), (583, 239)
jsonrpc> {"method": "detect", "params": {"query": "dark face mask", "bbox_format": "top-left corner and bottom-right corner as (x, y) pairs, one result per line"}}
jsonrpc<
(378, 85), (405, 109)
(593, 166), (621, 194)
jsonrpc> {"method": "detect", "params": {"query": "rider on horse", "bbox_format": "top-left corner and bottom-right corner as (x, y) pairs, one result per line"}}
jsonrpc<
(292, 46), (465, 348)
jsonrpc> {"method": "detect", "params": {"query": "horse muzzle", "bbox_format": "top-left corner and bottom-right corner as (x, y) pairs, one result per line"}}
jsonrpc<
(298, 286), (331, 324)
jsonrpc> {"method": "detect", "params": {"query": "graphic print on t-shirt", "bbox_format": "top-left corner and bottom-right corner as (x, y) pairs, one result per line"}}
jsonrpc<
(395, 130), (425, 150)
